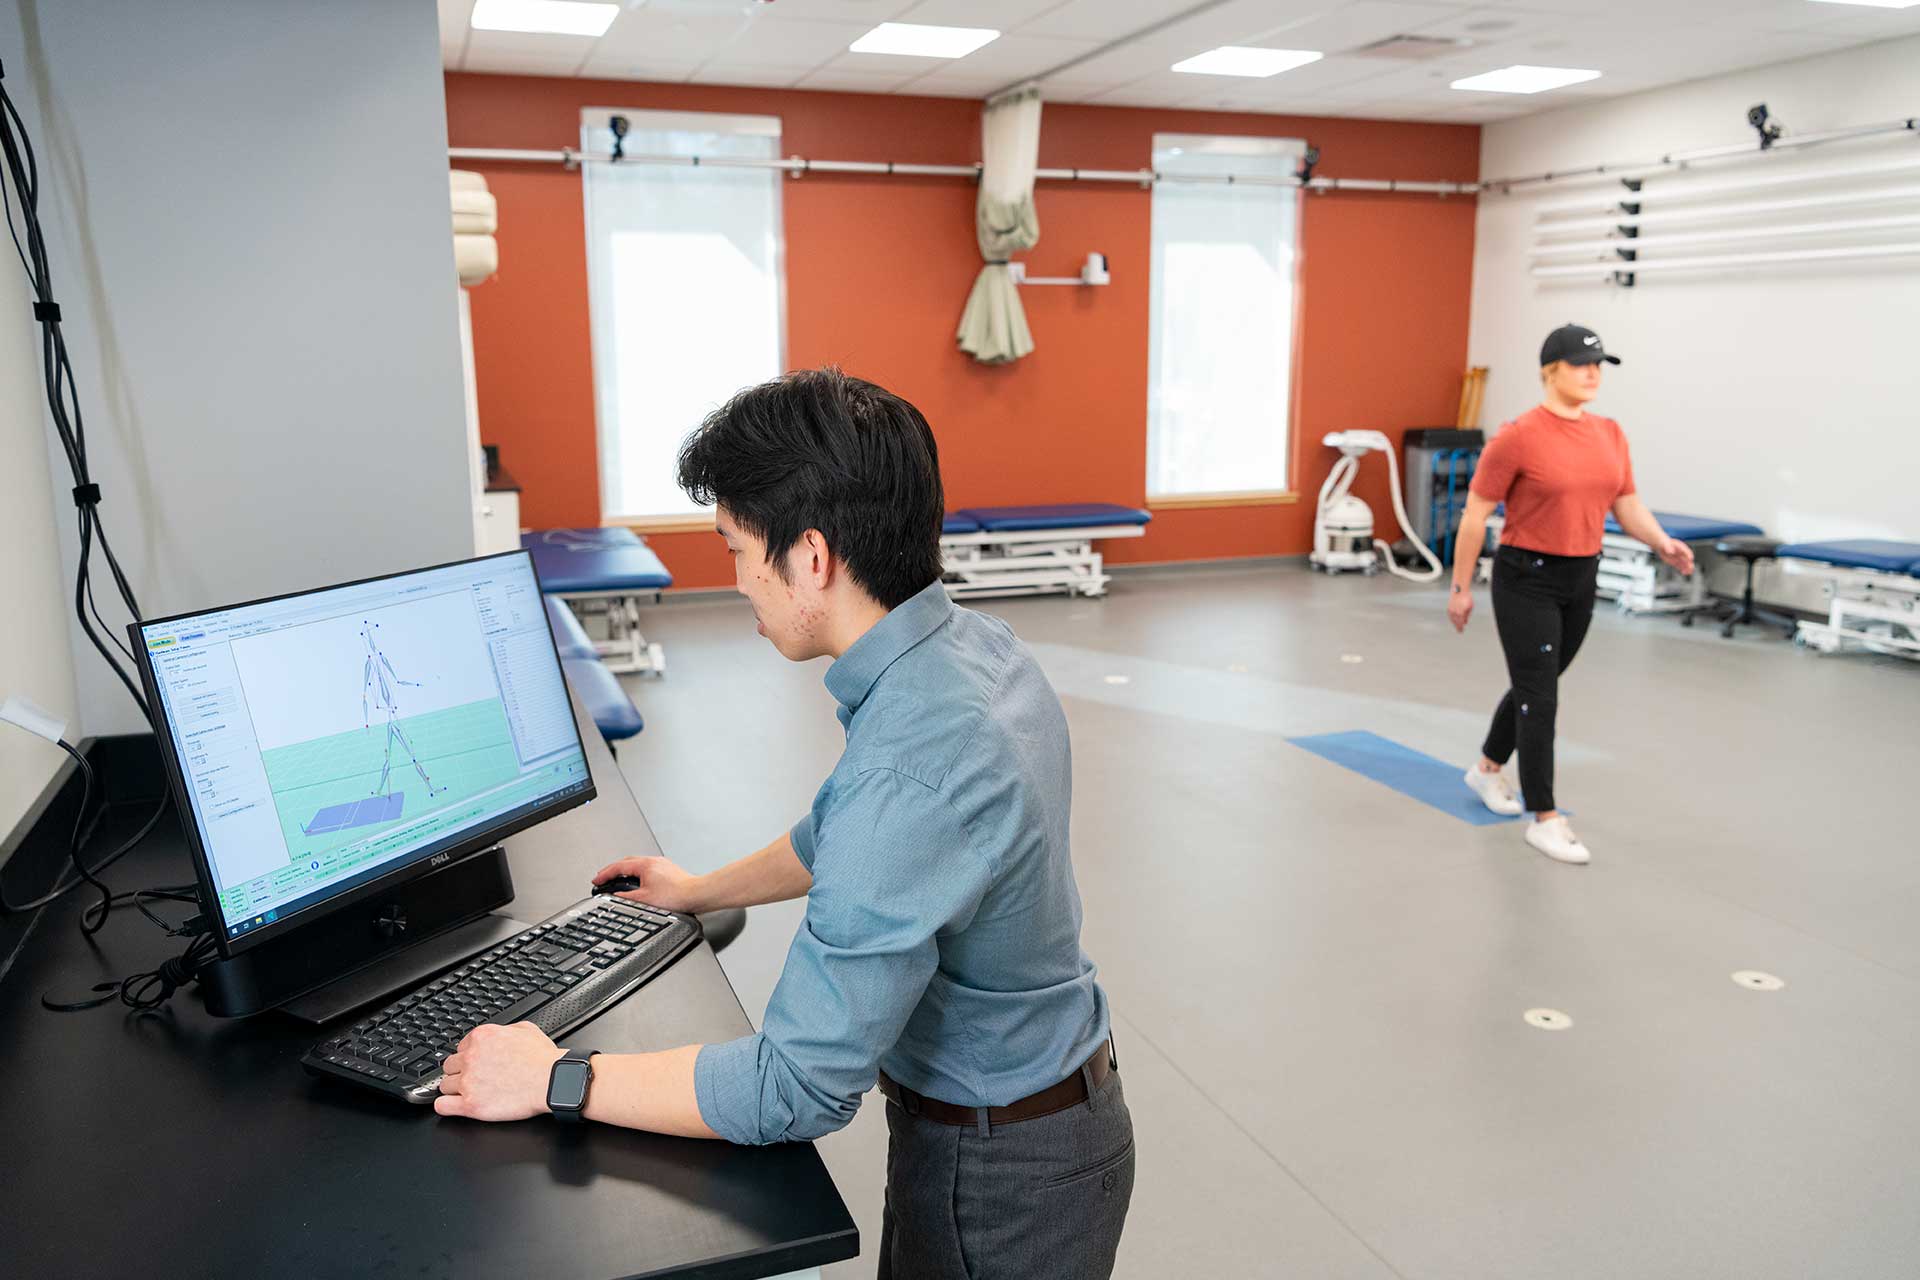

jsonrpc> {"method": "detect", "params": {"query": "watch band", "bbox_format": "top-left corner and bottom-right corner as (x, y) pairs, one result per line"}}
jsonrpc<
(548, 1049), (600, 1123)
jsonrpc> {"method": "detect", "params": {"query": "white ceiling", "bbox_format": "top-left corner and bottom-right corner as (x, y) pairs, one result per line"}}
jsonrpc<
(440, 0), (1920, 124)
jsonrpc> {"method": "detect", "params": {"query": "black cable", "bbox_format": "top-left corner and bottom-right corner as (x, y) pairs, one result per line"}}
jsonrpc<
(41, 930), (216, 1013)
(0, 791), (172, 916)
(0, 58), (151, 725)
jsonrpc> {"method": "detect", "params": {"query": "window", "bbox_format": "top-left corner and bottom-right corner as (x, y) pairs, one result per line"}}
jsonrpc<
(1146, 133), (1304, 500)
(581, 110), (785, 522)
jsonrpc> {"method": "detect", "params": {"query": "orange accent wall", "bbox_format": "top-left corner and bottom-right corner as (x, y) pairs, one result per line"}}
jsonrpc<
(446, 73), (1478, 590)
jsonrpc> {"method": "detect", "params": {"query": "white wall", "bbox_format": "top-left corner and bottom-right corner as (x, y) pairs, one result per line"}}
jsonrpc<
(1468, 35), (1920, 607)
(1, 0), (472, 737)
(0, 189), (80, 840)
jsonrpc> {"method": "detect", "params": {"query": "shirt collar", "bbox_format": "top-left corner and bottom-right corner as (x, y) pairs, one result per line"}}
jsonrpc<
(823, 580), (954, 714)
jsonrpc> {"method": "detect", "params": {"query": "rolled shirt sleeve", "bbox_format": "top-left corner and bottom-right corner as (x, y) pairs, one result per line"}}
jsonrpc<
(695, 768), (994, 1145)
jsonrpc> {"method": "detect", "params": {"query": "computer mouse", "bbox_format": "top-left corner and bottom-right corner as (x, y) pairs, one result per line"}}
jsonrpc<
(592, 874), (642, 896)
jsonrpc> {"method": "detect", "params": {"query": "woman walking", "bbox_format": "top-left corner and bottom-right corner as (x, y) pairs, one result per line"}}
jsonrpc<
(1447, 324), (1694, 864)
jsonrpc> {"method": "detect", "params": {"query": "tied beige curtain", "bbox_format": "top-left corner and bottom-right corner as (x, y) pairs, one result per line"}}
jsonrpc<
(957, 88), (1042, 365)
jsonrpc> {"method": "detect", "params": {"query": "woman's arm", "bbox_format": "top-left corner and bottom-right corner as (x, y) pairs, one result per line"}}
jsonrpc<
(1612, 494), (1694, 575)
(1448, 493), (1499, 633)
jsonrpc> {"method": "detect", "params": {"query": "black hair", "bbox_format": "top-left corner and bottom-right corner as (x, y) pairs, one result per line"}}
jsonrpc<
(676, 368), (945, 610)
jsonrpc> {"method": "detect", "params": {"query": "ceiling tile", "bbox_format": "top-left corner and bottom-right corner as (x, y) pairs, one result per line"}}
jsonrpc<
(686, 64), (812, 89)
(706, 18), (876, 69)
(897, 33), (1100, 85)
(460, 49), (595, 76)
(731, 0), (917, 20)
(1258, 1), (1463, 56)
(899, 0), (1073, 28)
(1020, 0), (1211, 41)
(439, 0), (475, 47)
(589, 5), (760, 61)
(791, 67), (929, 92)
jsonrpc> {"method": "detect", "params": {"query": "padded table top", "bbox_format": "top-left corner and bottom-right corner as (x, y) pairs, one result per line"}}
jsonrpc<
(943, 513), (982, 535)
(1776, 539), (1920, 576)
(543, 594), (596, 659)
(522, 528), (673, 592)
(954, 503), (1153, 532)
(562, 656), (644, 740)
(1603, 512), (1762, 542)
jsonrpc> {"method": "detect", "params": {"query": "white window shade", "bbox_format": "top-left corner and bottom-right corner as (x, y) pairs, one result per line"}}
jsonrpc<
(581, 110), (785, 521)
(1147, 134), (1304, 499)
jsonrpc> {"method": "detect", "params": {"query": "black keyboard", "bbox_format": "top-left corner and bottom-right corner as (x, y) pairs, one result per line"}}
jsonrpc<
(301, 896), (701, 1104)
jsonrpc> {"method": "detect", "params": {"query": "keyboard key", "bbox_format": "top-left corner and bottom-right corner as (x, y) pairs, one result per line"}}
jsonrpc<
(487, 991), (551, 1026)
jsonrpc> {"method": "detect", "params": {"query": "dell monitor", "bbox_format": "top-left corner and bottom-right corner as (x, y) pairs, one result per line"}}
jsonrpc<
(132, 550), (594, 1017)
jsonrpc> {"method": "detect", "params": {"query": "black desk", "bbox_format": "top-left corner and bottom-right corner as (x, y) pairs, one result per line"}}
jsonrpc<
(0, 683), (858, 1279)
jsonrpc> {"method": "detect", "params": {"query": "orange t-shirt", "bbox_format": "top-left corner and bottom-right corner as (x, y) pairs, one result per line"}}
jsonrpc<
(1470, 406), (1636, 556)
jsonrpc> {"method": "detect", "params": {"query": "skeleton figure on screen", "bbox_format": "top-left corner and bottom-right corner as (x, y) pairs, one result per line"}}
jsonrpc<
(361, 622), (445, 799)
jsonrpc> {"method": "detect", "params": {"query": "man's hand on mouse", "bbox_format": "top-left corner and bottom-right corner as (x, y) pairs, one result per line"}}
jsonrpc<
(435, 1022), (565, 1122)
(591, 856), (703, 914)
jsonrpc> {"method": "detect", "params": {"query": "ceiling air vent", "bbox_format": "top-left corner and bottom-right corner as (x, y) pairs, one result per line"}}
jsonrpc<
(1349, 34), (1472, 60)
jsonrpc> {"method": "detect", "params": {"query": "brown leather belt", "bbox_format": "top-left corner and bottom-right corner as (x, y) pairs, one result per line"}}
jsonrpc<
(878, 1040), (1115, 1128)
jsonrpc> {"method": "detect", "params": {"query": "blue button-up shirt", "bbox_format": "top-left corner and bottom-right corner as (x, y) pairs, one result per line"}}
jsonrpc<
(693, 581), (1111, 1145)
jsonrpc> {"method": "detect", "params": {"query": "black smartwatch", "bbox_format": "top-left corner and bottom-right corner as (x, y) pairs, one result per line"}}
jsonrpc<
(547, 1049), (600, 1123)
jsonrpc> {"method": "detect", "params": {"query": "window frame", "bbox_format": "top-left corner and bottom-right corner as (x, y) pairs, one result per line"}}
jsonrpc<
(1144, 132), (1307, 508)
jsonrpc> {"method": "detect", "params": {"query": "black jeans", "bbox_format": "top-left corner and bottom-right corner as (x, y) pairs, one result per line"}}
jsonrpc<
(877, 1065), (1135, 1280)
(1482, 544), (1599, 814)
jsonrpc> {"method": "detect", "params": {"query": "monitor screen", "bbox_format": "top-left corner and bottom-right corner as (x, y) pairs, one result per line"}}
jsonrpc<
(135, 551), (591, 951)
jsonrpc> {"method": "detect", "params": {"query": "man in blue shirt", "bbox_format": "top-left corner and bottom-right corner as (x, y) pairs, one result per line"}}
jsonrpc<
(437, 369), (1134, 1277)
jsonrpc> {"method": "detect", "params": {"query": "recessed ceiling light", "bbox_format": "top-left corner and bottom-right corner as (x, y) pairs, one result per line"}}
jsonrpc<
(850, 23), (1000, 58)
(1172, 46), (1324, 77)
(1806, 0), (1920, 8)
(1450, 64), (1601, 94)
(470, 0), (618, 37)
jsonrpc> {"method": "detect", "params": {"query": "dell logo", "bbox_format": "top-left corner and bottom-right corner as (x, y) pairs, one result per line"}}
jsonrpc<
(429, 852), (452, 868)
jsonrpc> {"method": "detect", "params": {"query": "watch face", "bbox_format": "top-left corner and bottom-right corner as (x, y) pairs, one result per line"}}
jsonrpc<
(550, 1059), (592, 1111)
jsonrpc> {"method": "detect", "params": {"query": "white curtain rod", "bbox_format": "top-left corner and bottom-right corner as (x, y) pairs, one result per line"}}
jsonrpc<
(1482, 115), (1917, 195)
(444, 146), (1475, 196)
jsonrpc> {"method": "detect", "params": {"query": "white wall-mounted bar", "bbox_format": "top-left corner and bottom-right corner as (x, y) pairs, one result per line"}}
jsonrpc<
(445, 146), (1475, 195)
(1535, 183), (1920, 236)
(1531, 239), (1920, 278)
(1532, 148), (1920, 219)
(1529, 212), (1920, 258)
(1482, 115), (1918, 194)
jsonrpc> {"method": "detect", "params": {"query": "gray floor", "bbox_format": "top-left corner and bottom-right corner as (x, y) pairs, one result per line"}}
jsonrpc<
(610, 563), (1920, 1280)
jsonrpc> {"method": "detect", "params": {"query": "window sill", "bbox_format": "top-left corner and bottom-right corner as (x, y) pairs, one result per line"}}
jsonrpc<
(1147, 491), (1300, 511)
(613, 515), (716, 535)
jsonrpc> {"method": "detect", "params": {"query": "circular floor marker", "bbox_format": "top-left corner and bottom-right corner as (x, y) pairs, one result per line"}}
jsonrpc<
(1524, 1008), (1573, 1031)
(1103, 674), (1131, 686)
(1340, 653), (1365, 664)
(1732, 970), (1786, 992)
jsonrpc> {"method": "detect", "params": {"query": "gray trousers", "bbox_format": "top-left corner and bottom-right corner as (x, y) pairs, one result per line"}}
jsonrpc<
(877, 1066), (1135, 1279)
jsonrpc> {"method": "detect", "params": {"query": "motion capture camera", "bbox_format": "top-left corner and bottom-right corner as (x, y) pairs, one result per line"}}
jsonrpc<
(1747, 103), (1783, 149)
(610, 113), (629, 162)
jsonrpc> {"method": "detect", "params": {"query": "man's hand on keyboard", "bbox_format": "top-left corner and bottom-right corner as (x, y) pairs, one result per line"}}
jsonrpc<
(434, 1022), (566, 1122)
(592, 855), (703, 913)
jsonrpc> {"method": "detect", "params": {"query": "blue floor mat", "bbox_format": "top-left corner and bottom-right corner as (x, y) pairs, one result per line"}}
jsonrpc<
(1287, 731), (1523, 826)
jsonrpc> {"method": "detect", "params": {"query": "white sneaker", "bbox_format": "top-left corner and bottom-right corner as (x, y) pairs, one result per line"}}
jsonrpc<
(1525, 816), (1590, 865)
(1464, 766), (1524, 817)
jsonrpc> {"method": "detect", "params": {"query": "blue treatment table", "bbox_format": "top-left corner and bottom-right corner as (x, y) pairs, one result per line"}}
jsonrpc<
(523, 529), (672, 676)
(544, 595), (644, 744)
(1775, 539), (1920, 659)
(939, 504), (1152, 599)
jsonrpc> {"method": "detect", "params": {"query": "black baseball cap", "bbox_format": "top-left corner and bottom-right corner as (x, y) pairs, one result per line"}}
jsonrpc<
(1540, 323), (1621, 367)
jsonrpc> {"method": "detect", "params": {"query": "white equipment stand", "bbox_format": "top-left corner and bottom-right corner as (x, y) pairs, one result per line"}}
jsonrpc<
(940, 524), (1144, 599)
(1787, 561), (1920, 660)
(552, 590), (667, 676)
(1310, 430), (1442, 581)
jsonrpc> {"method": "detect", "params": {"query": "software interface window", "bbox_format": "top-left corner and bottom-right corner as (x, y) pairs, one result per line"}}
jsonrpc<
(140, 556), (588, 940)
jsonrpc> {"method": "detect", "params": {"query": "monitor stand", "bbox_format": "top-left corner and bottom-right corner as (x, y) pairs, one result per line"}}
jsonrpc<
(197, 847), (517, 1025)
